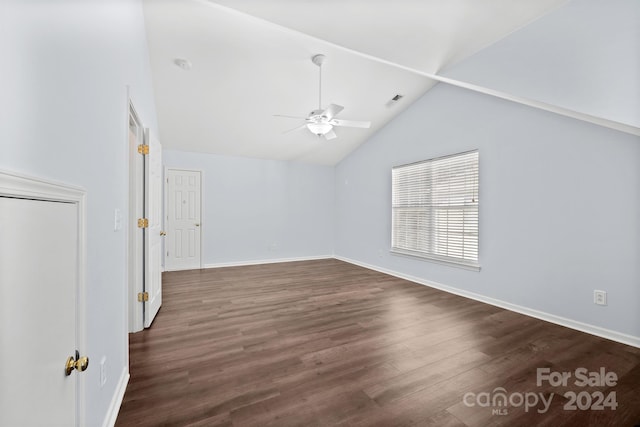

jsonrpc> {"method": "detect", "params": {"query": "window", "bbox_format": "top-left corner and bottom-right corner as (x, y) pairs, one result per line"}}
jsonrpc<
(392, 150), (479, 270)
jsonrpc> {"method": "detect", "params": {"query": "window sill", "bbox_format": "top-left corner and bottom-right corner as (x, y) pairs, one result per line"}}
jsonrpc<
(390, 249), (481, 272)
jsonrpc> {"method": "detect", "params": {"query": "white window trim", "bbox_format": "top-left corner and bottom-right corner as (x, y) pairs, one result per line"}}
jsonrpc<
(390, 248), (481, 271)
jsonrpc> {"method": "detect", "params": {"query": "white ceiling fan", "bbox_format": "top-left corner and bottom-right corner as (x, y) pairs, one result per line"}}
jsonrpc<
(275, 54), (371, 140)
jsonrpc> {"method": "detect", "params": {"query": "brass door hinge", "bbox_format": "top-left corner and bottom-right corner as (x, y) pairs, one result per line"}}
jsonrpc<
(137, 144), (149, 155)
(138, 292), (149, 302)
(137, 218), (149, 228)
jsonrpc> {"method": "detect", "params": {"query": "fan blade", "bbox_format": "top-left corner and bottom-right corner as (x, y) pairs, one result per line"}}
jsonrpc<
(274, 114), (309, 120)
(282, 124), (307, 134)
(331, 119), (371, 128)
(322, 104), (344, 120)
(324, 129), (337, 140)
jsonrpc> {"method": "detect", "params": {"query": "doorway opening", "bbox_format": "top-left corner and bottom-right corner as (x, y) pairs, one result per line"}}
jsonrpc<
(127, 100), (164, 333)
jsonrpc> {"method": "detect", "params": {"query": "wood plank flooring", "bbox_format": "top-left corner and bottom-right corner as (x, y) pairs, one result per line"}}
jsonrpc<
(116, 259), (640, 426)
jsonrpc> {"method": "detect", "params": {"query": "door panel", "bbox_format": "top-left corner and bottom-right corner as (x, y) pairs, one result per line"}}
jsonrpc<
(0, 197), (78, 426)
(144, 130), (163, 328)
(166, 169), (201, 270)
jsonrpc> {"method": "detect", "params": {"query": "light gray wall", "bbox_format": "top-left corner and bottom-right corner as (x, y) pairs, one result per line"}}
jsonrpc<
(441, 0), (640, 128)
(164, 150), (335, 265)
(0, 1), (158, 425)
(335, 82), (640, 338)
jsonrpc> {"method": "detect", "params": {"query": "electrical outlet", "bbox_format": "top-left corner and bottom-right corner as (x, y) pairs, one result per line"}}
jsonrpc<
(100, 356), (107, 387)
(594, 290), (607, 306)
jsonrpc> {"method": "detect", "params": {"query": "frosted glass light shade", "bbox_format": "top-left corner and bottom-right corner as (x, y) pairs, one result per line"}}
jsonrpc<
(306, 122), (333, 135)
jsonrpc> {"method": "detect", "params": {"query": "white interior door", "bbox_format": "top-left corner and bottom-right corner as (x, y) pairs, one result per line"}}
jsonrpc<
(0, 196), (82, 426)
(144, 130), (163, 328)
(166, 169), (201, 270)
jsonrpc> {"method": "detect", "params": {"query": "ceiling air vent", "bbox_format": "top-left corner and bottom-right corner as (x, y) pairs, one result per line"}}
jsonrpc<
(386, 94), (404, 107)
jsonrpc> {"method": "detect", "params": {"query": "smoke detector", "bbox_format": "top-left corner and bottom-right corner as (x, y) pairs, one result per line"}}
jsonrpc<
(173, 58), (192, 71)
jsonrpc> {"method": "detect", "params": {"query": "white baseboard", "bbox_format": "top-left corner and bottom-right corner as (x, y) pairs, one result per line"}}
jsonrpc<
(203, 254), (333, 269)
(102, 367), (130, 427)
(335, 255), (640, 349)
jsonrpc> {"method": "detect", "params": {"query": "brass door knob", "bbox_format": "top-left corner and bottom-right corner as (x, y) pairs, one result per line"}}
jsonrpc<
(76, 356), (89, 372)
(65, 351), (89, 376)
(195, 223), (200, 227)
(160, 231), (166, 236)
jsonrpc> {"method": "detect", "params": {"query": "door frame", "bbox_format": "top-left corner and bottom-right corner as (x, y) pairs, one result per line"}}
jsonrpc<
(0, 169), (87, 426)
(127, 99), (145, 333)
(164, 167), (204, 271)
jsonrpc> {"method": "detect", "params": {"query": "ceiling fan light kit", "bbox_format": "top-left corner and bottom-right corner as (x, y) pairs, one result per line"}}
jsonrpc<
(307, 122), (333, 136)
(274, 54), (371, 140)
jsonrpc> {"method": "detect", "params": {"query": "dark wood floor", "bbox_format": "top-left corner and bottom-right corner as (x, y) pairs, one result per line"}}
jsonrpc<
(116, 259), (640, 426)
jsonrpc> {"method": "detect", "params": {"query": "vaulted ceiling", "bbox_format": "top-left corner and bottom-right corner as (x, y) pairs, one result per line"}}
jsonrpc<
(142, 0), (570, 165)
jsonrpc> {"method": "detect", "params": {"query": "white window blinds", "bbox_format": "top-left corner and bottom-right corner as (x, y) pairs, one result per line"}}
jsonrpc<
(392, 150), (479, 270)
